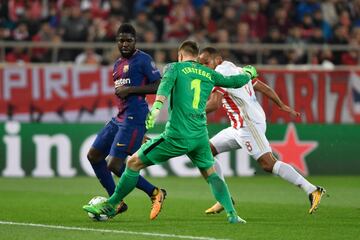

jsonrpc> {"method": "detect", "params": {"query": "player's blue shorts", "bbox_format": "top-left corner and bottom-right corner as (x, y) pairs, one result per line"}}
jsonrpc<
(92, 118), (146, 159)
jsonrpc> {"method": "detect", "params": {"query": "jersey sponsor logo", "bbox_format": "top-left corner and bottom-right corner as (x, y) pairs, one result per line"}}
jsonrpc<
(115, 78), (131, 86)
(187, 113), (205, 119)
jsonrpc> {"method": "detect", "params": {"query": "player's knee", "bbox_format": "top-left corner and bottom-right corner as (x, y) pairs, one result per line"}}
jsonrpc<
(258, 153), (275, 173)
(87, 149), (102, 164)
(127, 154), (145, 171)
(210, 143), (218, 156)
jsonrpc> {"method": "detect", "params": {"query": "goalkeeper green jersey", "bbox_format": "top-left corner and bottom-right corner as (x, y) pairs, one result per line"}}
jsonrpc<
(157, 60), (250, 139)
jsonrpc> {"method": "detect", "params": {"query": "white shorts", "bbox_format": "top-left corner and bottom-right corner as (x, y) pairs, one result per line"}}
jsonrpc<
(210, 124), (272, 160)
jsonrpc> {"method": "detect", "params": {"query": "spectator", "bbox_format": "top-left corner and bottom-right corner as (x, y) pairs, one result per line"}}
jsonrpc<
(88, 17), (108, 42)
(131, 11), (157, 42)
(318, 47), (335, 69)
(296, 0), (320, 22)
(104, 15), (123, 42)
(142, 30), (157, 56)
(340, 42), (359, 65)
(149, 0), (171, 41)
(109, 0), (129, 20)
(193, 4), (217, 41)
(215, 29), (238, 63)
(31, 22), (61, 62)
(188, 29), (209, 43)
(309, 27), (326, 44)
(286, 25), (307, 64)
(23, 1), (43, 38)
(313, 9), (332, 41)
(75, 48), (102, 65)
(262, 27), (286, 64)
(12, 22), (29, 41)
(59, 5), (89, 61)
(240, 1), (267, 41)
(321, 0), (338, 27)
(163, 2), (194, 42)
(0, 25), (12, 41)
(234, 22), (256, 64)
(330, 24), (350, 64)
(300, 13), (315, 40)
(270, 7), (292, 37)
(154, 50), (166, 65)
(5, 47), (30, 63)
(60, 5), (88, 42)
(217, 6), (239, 37)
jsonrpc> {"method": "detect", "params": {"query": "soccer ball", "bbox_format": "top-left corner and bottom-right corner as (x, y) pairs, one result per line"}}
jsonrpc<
(87, 196), (109, 221)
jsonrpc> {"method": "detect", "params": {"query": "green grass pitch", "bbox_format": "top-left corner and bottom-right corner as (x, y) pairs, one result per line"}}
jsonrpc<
(0, 176), (359, 240)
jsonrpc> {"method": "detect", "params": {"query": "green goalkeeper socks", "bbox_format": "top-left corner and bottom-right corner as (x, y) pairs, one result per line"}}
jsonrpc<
(207, 172), (236, 214)
(108, 167), (140, 206)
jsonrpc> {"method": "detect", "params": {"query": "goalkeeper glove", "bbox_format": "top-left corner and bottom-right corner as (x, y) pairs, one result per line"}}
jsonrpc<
(243, 65), (258, 79)
(146, 100), (163, 129)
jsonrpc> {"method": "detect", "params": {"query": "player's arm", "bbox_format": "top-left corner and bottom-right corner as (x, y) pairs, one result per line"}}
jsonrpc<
(212, 65), (257, 88)
(206, 91), (223, 114)
(145, 63), (177, 129)
(253, 80), (300, 117)
(115, 80), (160, 98)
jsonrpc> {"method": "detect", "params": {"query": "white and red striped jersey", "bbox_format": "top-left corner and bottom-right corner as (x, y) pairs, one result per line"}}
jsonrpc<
(213, 61), (266, 128)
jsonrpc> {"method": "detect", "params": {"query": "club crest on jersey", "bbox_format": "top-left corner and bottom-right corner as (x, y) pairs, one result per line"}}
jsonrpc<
(123, 65), (129, 73)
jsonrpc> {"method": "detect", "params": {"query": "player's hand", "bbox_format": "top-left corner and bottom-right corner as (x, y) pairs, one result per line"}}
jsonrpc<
(243, 65), (258, 79)
(115, 85), (131, 98)
(280, 105), (301, 118)
(145, 108), (160, 129)
(145, 101), (163, 129)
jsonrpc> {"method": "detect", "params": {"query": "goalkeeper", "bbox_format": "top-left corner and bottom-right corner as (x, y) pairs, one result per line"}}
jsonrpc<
(83, 40), (257, 223)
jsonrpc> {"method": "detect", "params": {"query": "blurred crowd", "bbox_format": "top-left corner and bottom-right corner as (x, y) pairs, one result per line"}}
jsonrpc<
(1, 0), (360, 66)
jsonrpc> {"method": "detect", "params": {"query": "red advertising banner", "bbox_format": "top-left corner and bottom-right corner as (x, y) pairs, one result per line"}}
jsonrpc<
(1, 65), (359, 123)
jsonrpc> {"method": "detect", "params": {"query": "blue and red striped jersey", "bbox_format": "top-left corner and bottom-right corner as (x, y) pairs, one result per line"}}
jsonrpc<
(113, 50), (161, 124)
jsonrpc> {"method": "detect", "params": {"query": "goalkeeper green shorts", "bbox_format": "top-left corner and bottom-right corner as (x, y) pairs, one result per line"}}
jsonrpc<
(138, 133), (214, 170)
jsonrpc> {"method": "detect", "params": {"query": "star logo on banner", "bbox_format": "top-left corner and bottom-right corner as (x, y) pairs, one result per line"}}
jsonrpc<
(270, 124), (318, 176)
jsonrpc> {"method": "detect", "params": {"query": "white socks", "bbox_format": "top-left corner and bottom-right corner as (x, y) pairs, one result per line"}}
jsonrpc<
(272, 161), (317, 195)
(214, 157), (225, 181)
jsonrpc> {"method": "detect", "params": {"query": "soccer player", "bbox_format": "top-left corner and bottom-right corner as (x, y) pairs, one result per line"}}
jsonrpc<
(83, 40), (258, 223)
(86, 23), (165, 218)
(198, 47), (326, 215)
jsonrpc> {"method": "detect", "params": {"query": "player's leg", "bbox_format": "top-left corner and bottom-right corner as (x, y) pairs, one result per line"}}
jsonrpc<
(89, 135), (185, 220)
(205, 127), (242, 214)
(83, 152), (147, 219)
(108, 124), (159, 198)
(257, 152), (317, 194)
(258, 152), (325, 213)
(187, 136), (245, 224)
(245, 123), (326, 213)
(88, 120), (117, 196)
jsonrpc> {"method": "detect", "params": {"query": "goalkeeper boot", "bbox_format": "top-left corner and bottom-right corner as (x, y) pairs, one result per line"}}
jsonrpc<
(308, 186), (326, 214)
(83, 200), (116, 219)
(150, 188), (167, 220)
(205, 197), (235, 214)
(116, 201), (128, 215)
(227, 211), (246, 224)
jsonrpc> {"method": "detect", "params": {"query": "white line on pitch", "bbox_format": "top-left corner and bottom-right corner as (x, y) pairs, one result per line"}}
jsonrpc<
(0, 221), (231, 240)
